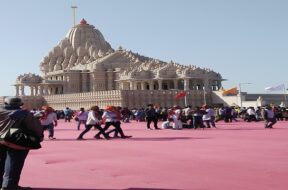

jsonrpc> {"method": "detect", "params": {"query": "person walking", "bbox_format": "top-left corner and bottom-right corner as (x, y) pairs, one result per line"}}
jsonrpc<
(0, 97), (43, 190)
(75, 108), (88, 130)
(95, 106), (132, 139)
(77, 106), (109, 140)
(40, 106), (58, 140)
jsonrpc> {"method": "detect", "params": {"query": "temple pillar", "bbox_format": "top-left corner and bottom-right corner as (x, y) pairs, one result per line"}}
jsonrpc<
(174, 79), (178, 90)
(15, 85), (19, 96)
(190, 79), (195, 90)
(184, 78), (190, 90)
(204, 79), (209, 91)
(39, 86), (43, 95)
(158, 79), (163, 90)
(30, 86), (34, 96)
(141, 82), (145, 90)
(81, 72), (89, 92)
(119, 81), (124, 90)
(35, 85), (39, 96)
(107, 69), (114, 90)
(20, 85), (25, 96)
(149, 81), (154, 90)
(44, 86), (49, 95)
(129, 81), (135, 90)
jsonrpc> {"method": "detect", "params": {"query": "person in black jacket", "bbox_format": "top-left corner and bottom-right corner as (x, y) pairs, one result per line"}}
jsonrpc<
(0, 97), (43, 190)
(145, 104), (160, 130)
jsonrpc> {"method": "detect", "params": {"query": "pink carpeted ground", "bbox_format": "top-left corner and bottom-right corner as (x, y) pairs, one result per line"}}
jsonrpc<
(20, 119), (288, 190)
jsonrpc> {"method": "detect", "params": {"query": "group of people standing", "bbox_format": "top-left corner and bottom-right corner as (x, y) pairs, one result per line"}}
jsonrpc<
(141, 104), (281, 130)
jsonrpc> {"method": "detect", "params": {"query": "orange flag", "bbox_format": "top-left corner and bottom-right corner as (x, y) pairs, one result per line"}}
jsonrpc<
(222, 87), (238, 95)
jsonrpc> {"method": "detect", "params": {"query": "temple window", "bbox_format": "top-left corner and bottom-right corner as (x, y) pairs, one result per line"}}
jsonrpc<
(163, 83), (168, 90)
(145, 83), (149, 90)
(178, 80), (184, 90)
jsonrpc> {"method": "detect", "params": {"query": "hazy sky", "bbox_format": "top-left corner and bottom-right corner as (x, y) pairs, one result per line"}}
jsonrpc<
(0, 0), (287, 96)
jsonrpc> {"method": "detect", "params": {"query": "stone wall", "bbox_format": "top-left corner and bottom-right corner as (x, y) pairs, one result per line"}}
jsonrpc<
(121, 90), (210, 108)
(2, 90), (211, 111)
(43, 90), (123, 110)
(42, 90), (210, 110)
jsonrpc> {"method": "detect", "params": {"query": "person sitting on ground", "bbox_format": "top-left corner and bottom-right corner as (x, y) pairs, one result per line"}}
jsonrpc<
(170, 106), (183, 130)
(134, 108), (145, 122)
(245, 107), (257, 122)
(261, 105), (277, 129)
(161, 118), (174, 129)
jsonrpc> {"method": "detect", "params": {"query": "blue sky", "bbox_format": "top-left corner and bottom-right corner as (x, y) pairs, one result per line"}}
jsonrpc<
(1, 0), (287, 96)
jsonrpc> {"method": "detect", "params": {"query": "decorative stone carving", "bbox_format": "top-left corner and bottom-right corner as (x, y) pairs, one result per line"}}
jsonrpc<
(16, 73), (43, 84)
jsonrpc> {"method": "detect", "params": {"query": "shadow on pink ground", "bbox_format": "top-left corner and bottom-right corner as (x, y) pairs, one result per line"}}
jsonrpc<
(33, 188), (179, 190)
(22, 120), (288, 190)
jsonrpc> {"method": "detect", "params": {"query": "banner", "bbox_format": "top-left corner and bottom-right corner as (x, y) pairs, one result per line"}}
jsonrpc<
(175, 91), (187, 100)
(264, 84), (285, 92)
(222, 87), (238, 96)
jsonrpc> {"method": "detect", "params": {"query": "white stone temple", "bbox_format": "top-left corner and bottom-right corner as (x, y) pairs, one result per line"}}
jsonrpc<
(13, 19), (224, 110)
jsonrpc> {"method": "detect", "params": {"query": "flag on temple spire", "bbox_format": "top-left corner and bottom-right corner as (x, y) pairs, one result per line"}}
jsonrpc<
(175, 91), (187, 100)
(264, 84), (285, 92)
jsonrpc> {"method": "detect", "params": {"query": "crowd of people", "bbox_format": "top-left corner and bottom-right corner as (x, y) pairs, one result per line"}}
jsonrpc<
(1, 96), (287, 189)
(26, 102), (288, 144)
(46, 103), (288, 134)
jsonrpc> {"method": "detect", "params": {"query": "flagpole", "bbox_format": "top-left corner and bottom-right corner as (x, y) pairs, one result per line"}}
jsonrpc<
(184, 93), (187, 107)
(284, 84), (287, 107)
(203, 87), (207, 105)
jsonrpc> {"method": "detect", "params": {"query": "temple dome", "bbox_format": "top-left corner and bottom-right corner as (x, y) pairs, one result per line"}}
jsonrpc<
(66, 18), (113, 53)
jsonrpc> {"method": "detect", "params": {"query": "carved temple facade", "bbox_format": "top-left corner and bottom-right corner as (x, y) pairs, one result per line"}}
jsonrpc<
(13, 19), (223, 110)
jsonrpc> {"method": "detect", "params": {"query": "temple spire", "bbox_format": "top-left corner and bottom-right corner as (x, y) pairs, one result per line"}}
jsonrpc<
(71, 5), (78, 26)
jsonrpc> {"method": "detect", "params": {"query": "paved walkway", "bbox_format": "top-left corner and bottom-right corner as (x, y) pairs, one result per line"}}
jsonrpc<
(21, 119), (288, 190)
